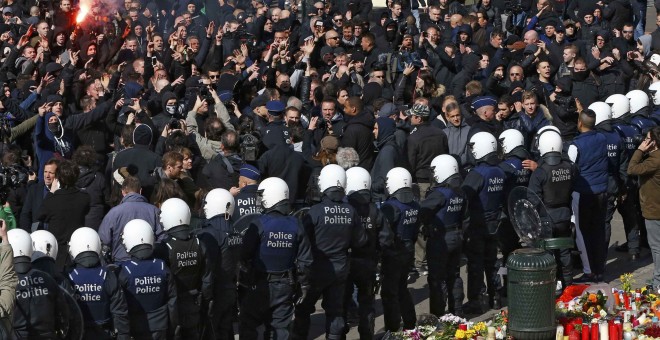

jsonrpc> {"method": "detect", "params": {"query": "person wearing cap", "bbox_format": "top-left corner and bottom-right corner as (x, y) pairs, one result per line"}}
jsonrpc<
(260, 100), (290, 145)
(232, 165), (262, 220)
(258, 111), (306, 203)
(406, 103), (448, 199)
(467, 96), (503, 138)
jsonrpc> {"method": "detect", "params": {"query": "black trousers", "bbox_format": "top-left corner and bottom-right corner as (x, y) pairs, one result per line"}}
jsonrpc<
(380, 246), (416, 332)
(239, 278), (294, 340)
(466, 222), (499, 303)
(426, 229), (464, 316)
(578, 192), (608, 276)
(344, 257), (377, 340)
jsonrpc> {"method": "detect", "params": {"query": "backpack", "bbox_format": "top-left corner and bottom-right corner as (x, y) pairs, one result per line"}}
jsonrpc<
(240, 133), (261, 162)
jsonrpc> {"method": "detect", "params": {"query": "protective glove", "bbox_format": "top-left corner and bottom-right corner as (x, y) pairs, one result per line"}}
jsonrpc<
(296, 285), (310, 306)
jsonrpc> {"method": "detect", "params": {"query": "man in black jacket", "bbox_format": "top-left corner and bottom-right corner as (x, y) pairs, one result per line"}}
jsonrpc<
(20, 158), (59, 231)
(341, 97), (375, 170)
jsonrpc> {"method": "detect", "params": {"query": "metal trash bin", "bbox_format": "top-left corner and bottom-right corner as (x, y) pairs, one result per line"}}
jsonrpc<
(507, 248), (557, 340)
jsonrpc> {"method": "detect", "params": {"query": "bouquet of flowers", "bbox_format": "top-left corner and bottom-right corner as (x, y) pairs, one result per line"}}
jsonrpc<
(579, 290), (608, 316)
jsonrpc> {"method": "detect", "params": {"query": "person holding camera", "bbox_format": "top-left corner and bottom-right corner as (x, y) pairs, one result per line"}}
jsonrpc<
(628, 127), (660, 287)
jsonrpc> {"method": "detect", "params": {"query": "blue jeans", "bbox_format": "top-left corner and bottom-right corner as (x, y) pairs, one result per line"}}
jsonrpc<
(633, 0), (647, 40)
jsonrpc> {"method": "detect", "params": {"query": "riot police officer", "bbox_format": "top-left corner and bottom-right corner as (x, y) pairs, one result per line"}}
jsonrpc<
(344, 167), (393, 339)
(118, 219), (178, 339)
(461, 132), (506, 314)
(67, 227), (131, 340)
(528, 129), (576, 288)
(198, 188), (240, 340)
(379, 167), (421, 332)
(8, 228), (69, 339)
(590, 102), (626, 249)
(154, 198), (214, 339)
(241, 177), (313, 340)
(627, 90), (657, 134)
(568, 110), (609, 282)
(648, 81), (660, 124)
(497, 130), (531, 272)
(609, 94), (644, 258)
(232, 164), (261, 220)
(293, 164), (367, 340)
(420, 155), (468, 317)
(31, 230), (70, 289)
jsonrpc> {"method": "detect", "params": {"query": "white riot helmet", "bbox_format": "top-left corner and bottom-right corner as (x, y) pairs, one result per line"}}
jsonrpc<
(386, 167), (412, 194)
(345, 167), (371, 195)
(257, 177), (289, 209)
(68, 227), (102, 259)
(122, 219), (155, 253)
(431, 154), (459, 184)
(626, 90), (650, 114)
(8, 229), (33, 258)
(318, 164), (346, 193)
(498, 129), (525, 155)
(203, 188), (235, 219)
(649, 81), (660, 106)
(538, 129), (563, 156)
(588, 101), (612, 125)
(469, 132), (498, 160)
(651, 54), (660, 67)
(606, 94), (630, 119)
(31, 230), (58, 261)
(160, 198), (191, 230)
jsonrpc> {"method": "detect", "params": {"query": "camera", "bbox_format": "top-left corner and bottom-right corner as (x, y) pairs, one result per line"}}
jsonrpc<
(199, 87), (215, 105)
(0, 165), (28, 205)
(168, 119), (181, 130)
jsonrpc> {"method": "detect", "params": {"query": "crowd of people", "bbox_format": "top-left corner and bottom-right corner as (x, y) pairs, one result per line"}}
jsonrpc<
(1, 0), (660, 338)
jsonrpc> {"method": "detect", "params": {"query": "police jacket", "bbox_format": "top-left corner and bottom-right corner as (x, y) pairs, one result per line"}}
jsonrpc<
(568, 130), (609, 194)
(302, 191), (368, 278)
(499, 147), (532, 192)
(233, 184), (260, 220)
(118, 250), (178, 336)
(242, 207), (313, 284)
(461, 154), (506, 225)
(13, 258), (69, 339)
(67, 253), (130, 339)
(346, 190), (394, 259)
(381, 188), (421, 252)
(197, 215), (242, 288)
(419, 175), (468, 237)
(630, 109), (658, 135)
(154, 226), (214, 302)
(613, 117), (641, 161)
(528, 153), (575, 223)
(596, 121), (627, 194)
(406, 122), (449, 182)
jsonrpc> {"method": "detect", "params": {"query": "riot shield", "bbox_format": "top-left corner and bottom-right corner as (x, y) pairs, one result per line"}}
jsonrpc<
(507, 186), (573, 250)
(291, 207), (310, 222)
(60, 286), (84, 340)
(233, 213), (261, 235)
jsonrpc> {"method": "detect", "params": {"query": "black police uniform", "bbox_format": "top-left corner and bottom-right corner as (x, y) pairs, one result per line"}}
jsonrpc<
(528, 152), (576, 285)
(197, 214), (243, 340)
(345, 189), (394, 340)
(379, 188), (421, 332)
(118, 248), (178, 339)
(570, 130), (609, 278)
(68, 253), (131, 340)
(12, 257), (69, 339)
(420, 175), (467, 317)
(240, 205), (313, 340)
(497, 147), (531, 266)
(461, 153), (506, 311)
(293, 190), (368, 340)
(233, 184), (260, 220)
(154, 226), (214, 340)
(596, 120), (626, 248)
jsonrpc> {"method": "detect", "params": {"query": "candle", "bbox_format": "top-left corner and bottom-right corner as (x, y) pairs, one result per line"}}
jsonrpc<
(591, 323), (599, 340)
(609, 321), (617, 340)
(599, 322), (609, 340)
(624, 293), (631, 310)
(460, 324), (467, 330)
(487, 327), (496, 340)
(624, 312), (632, 323)
(557, 325), (564, 340)
(615, 320), (623, 340)
(582, 323), (590, 340)
(623, 331), (633, 340)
